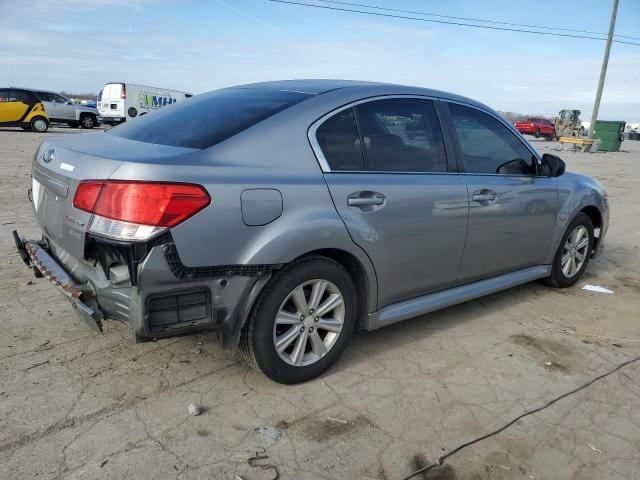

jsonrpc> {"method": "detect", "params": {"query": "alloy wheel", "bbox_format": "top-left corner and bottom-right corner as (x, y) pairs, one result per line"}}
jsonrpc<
(273, 279), (345, 367)
(33, 119), (47, 132)
(561, 225), (589, 278)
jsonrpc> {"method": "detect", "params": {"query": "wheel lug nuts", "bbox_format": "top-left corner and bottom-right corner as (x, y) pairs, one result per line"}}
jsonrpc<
(314, 317), (319, 322)
(309, 327), (314, 332)
(300, 327), (304, 332)
(309, 309), (314, 314)
(300, 315), (305, 321)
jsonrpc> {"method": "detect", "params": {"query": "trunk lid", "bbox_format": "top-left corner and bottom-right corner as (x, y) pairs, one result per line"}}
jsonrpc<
(31, 133), (197, 259)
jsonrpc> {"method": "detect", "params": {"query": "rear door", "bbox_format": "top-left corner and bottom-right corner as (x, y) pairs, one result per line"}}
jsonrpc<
(314, 97), (468, 308)
(444, 102), (558, 284)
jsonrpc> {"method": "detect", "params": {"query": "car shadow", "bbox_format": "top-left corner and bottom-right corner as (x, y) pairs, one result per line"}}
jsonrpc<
(326, 280), (559, 375)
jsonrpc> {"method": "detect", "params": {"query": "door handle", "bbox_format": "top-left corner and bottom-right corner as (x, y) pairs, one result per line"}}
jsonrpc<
(472, 190), (497, 203)
(348, 196), (385, 207)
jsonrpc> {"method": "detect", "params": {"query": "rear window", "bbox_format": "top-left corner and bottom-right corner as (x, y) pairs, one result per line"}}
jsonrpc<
(103, 83), (123, 99)
(107, 88), (311, 149)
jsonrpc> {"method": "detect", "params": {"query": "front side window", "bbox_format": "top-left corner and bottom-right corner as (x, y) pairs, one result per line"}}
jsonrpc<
(109, 87), (311, 149)
(449, 103), (535, 175)
(355, 98), (447, 172)
(315, 108), (365, 171)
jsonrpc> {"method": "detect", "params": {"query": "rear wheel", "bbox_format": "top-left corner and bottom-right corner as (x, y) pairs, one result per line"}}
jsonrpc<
(80, 114), (95, 129)
(30, 116), (48, 133)
(240, 256), (357, 384)
(534, 128), (541, 138)
(544, 213), (594, 288)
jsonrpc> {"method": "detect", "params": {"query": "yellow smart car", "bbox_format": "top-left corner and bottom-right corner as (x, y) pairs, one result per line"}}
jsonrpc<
(0, 88), (49, 132)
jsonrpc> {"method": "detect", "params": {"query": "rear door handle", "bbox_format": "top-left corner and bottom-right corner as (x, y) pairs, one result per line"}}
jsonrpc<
(472, 190), (497, 203)
(347, 193), (385, 207)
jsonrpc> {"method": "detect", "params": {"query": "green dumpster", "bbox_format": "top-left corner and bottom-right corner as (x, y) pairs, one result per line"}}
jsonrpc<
(592, 120), (626, 152)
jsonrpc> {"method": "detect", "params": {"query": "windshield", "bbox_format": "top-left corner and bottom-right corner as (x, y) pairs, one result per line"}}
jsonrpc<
(107, 87), (312, 149)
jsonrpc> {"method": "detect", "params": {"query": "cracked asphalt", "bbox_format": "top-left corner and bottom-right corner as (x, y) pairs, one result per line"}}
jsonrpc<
(1, 127), (639, 480)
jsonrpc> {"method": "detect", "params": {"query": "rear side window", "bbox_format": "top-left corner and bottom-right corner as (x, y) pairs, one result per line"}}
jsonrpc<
(316, 108), (365, 171)
(355, 98), (446, 172)
(449, 103), (535, 175)
(108, 88), (311, 149)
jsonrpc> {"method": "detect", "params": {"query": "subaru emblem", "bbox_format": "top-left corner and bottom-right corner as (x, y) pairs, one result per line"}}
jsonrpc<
(42, 148), (55, 163)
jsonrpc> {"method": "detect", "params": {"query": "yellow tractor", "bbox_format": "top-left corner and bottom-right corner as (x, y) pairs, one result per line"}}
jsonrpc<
(554, 109), (585, 138)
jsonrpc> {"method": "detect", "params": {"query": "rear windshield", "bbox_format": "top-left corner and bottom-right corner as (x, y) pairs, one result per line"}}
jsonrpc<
(107, 88), (312, 149)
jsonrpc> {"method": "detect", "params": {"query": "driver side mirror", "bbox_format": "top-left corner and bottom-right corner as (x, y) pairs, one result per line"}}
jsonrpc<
(541, 153), (565, 177)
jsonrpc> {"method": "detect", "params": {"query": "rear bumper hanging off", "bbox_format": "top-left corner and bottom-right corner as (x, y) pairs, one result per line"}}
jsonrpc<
(13, 230), (103, 332)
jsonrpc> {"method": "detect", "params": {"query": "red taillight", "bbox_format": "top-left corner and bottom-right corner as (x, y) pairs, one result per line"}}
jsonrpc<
(73, 181), (104, 212)
(74, 181), (210, 227)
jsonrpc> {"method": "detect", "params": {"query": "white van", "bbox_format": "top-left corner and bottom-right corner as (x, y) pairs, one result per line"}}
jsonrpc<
(98, 83), (192, 125)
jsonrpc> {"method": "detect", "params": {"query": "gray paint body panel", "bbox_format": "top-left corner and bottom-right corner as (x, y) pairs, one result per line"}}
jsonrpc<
(24, 80), (609, 342)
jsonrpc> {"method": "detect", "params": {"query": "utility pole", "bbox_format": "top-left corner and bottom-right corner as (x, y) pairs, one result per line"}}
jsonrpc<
(589, 0), (619, 138)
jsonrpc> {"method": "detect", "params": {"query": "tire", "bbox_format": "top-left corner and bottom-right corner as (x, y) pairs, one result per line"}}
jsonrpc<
(534, 129), (541, 138)
(544, 213), (594, 288)
(30, 116), (48, 133)
(80, 114), (95, 129)
(67, 122), (79, 128)
(240, 256), (357, 384)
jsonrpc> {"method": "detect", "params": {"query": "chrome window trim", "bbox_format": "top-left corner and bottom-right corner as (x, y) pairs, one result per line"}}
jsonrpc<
(307, 94), (541, 175)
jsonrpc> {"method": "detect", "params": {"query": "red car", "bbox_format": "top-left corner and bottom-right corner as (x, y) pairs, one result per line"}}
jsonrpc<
(514, 117), (556, 139)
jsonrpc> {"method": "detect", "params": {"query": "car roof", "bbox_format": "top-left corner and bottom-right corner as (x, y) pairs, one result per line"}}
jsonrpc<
(230, 79), (484, 106)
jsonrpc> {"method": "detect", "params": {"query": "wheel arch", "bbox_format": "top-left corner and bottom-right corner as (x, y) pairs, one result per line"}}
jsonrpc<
(225, 246), (377, 350)
(299, 248), (371, 330)
(580, 205), (603, 253)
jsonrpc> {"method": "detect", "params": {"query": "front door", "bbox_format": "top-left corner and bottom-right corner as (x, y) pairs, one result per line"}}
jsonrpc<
(445, 102), (558, 284)
(0, 89), (30, 124)
(51, 94), (75, 120)
(315, 97), (468, 308)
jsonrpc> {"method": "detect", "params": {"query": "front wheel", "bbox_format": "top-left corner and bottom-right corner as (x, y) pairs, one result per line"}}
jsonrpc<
(30, 116), (49, 133)
(534, 129), (541, 138)
(240, 256), (357, 384)
(544, 213), (594, 288)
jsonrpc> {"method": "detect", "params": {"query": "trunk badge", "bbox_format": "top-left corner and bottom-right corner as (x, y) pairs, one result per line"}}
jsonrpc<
(42, 148), (55, 163)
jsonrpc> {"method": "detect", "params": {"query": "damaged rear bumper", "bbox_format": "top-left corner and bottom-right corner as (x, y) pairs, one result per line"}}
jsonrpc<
(13, 229), (272, 346)
(13, 230), (103, 332)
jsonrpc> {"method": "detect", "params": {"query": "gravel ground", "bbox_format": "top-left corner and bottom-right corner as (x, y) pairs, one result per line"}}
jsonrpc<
(1, 126), (639, 480)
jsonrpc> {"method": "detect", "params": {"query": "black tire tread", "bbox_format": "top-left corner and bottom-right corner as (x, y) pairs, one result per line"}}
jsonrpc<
(238, 255), (351, 379)
(544, 212), (594, 288)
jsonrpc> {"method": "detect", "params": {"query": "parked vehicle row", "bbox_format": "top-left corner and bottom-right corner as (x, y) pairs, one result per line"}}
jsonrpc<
(2, 82), (191, 133)
(0, 87), (102, 132)
(14, 80), (609, 384)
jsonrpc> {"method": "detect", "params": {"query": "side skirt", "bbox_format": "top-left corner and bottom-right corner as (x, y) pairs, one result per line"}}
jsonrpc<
(364, 265), (551, 330)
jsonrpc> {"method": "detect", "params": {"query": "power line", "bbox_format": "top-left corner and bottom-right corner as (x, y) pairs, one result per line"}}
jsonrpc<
(267, 0), (640, 46)
(314, 0), (640, 41)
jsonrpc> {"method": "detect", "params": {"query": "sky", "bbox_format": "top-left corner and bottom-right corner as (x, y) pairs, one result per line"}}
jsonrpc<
(1, 0), (639, 120)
